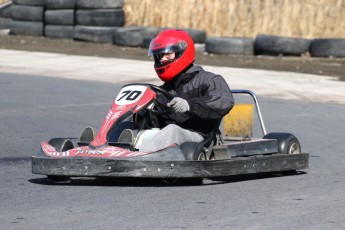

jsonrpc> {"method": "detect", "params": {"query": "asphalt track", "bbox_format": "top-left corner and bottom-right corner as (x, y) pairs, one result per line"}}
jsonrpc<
(1, 67), (345, 229)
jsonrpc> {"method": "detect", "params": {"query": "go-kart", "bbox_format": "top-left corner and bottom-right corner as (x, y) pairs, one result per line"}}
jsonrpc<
(31, 83), (309, 183)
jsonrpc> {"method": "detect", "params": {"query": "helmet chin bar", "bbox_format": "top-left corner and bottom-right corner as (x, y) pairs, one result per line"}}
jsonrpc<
(155, 60), (195, 82)
(156, 66), (166, 75)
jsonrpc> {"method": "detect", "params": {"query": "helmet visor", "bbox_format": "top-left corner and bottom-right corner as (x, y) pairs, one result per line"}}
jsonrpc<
(148, 36), (188, 56)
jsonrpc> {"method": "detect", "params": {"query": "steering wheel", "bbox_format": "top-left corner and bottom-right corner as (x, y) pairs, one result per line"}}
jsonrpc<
(147, 85), (175, 116)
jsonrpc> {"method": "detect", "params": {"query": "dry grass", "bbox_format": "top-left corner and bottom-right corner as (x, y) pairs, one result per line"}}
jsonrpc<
(124, 0), (345, 38)
(1, 0), (343, 38)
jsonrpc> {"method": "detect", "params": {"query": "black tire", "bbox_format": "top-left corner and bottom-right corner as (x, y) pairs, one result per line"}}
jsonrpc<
(180, 144), (205, 185)
(179, 142), (206, 185)
(180, 142), (198, 160)
(0, 2), (11, 18)
(180, 142), (210, 160)
(12, 0), (45, 6)
(205, 37), (254, 55)
(113, 27), (146, 47)
(310, 39), (345, 58)
(45, 25), (74, 39)
(76, 0), (124, 9)
(254, 34), (311, 56)
(184, 28), (207, 44)
(162, 27), (206, 44)
(45, 10), (75, 25)
(74, 25), (119, 43)
(194, 151), (207, 160)
(0, 18), (10, 29)
(45, 0), (76, 9)
(138, 27), (161, 48)
(10, 20), (43, 36)
(48, 138), (74, 152)
(11, 5), (44, 21)
(141, 37), (152, 48)
(263, 132), (301, 155)
(142, 27), (161, 38)
(76, 9), (125, 27)
(46, 139), (73, 183)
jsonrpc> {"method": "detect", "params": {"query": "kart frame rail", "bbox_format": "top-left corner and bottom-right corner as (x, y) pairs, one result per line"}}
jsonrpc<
(32, 153), (309, 178)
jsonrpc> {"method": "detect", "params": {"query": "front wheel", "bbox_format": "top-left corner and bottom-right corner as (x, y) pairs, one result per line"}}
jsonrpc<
(48, 138), (74, 152)
(46, 138), (74, 182)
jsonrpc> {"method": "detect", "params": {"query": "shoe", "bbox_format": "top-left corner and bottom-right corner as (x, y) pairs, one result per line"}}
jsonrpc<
(79, 126), (96, 142)
(118, 129), (134, 144)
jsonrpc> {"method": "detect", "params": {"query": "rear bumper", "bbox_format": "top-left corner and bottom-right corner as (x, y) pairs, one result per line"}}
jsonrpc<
(32, 153), (309, 178)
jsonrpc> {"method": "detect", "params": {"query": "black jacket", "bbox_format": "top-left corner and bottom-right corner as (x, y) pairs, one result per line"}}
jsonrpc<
(157, 64), (235, 137)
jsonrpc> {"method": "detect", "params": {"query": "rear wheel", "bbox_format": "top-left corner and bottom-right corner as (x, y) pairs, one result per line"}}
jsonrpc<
(263, 132), (302, 174)
(286, 138), (301, 155)
(263, 132), (301, 155)
(179, 143), (205, 184)
(195, 151), (207, 160)
(189, 149), (207, 185)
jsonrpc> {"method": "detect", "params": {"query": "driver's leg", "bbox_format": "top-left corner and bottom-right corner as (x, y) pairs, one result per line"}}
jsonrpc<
(138, 124), (203, 152)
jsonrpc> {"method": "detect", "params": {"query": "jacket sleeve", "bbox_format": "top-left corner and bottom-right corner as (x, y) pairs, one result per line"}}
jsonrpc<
(186, 74), (235, 120)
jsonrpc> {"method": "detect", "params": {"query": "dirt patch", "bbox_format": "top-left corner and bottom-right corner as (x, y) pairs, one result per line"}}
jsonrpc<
(0, 33), (344, 81)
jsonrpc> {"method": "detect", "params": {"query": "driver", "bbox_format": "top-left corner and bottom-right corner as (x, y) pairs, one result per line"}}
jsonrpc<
(138, 29), (235, 152)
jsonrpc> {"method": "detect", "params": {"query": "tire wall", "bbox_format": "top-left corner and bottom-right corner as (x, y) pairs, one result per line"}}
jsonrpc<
(7, 0), (126, 42)
(45, 0), (76, 39)
(2, 0), (345, 57)
(0, 0), (11, 29)
(9, 0), (44, 36)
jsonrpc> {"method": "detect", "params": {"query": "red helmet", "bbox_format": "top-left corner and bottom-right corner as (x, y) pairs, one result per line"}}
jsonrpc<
(148, 29), (195, 82)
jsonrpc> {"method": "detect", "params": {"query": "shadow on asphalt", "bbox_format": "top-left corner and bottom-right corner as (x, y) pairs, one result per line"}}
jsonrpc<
(29, 171), (307, 187)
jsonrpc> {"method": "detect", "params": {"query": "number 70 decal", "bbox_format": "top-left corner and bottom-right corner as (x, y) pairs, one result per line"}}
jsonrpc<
(117, 90), (142, 101)
(115, 85), (147, 105)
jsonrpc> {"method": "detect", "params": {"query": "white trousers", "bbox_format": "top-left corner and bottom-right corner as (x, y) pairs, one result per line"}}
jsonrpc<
(139, 124), (204, 152)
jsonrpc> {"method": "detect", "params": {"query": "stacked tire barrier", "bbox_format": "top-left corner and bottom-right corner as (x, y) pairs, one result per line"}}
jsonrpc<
(1, 0), (207, 47)
(309, 39), (345, 58)
(112, 27), (207, 48)
(254, 34), (311, 56)
(1, 0), (344, 58)
(44, 0), (76, 39)
(205, 37), (254, 55)
(10, 0), (45, 36)
(74, 0), (125, 43)
(0, 0), (11, 29)
(113, 26), (160, 47)
(205, 34), (345, 58)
